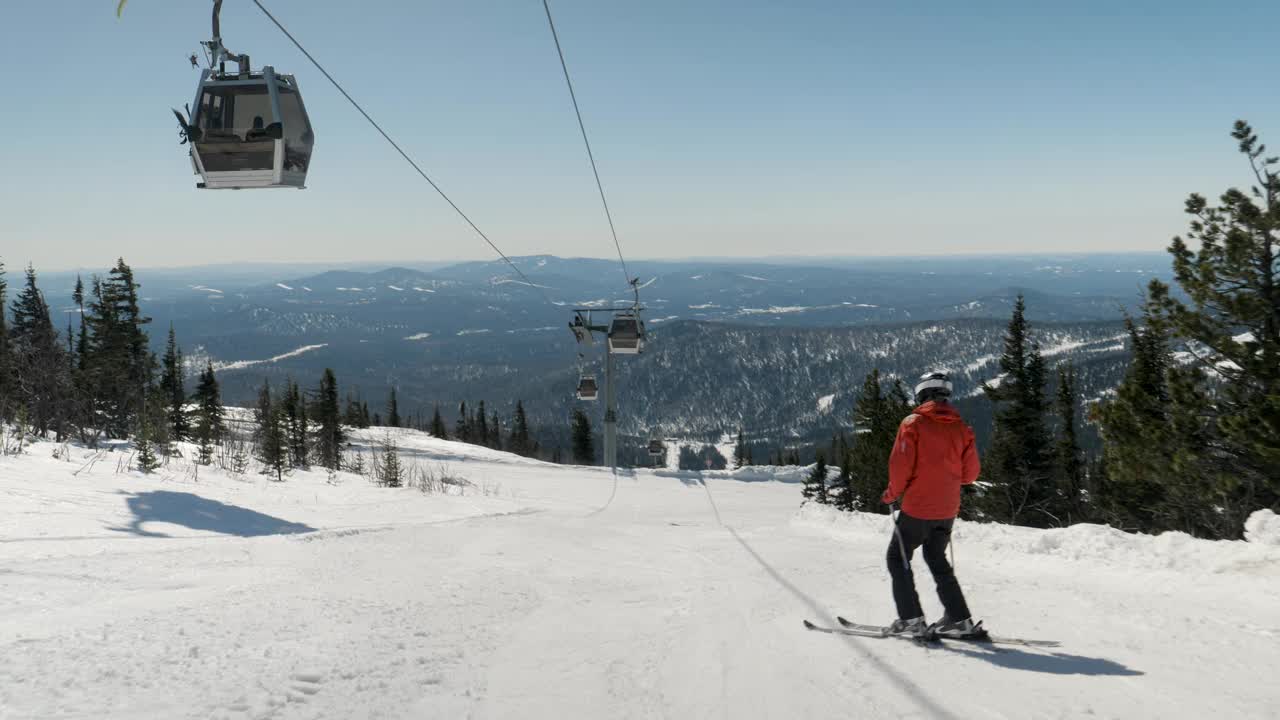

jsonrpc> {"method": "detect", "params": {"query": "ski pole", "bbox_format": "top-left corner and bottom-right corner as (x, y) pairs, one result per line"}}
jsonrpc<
(890, 502), (910, 572)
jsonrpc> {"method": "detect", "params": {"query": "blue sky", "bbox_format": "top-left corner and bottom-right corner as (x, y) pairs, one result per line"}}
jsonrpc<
(1, 0), (1277, 270)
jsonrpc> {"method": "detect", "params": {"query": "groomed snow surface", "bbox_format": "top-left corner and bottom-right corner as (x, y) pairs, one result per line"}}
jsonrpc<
(2, 428), (1278, 719)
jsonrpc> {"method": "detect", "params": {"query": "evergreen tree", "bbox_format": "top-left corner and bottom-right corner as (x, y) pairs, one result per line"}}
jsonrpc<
(158, 325), (188, 440)
(571, 408), (594, 464)
(360, 401), (370, 427)
(1094, 305), (1228, 536)
(378, 435), (403, 488)
(342, 393), (362, 427)
(1053, 364), (1086, 524)
(192, 363), (225, 466)
(455, 401), (470, 443)
(508, 401), (531, 455)
(831, 446), (854, 511)
(72, 275), (87, 370)
(733, 428), (748, 469)
(429, 404), (449, 440)
(258, 403), (289, 481)
(387, 387), (401, 428)
(283, 379), (308, 467)
(0, 263), (10, 422)
(253, 379), (273, 447)
(312, 368), (344, 471)
(982, 296), (1060, 526)
(803, 453), (828, 503)
(476, 401), (489, 447)
(1153, 120), (1280, 529)
(135, 407), (162, 474)
(847, 370), (910, 513)
(9, 265), (71, 437)
(84, 259), (153, 438)
(489, 411), (502, 450)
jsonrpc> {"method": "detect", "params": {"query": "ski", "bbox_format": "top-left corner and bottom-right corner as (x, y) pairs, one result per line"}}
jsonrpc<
(802, 620), (934, 645)
(837, 616), (1060, 648)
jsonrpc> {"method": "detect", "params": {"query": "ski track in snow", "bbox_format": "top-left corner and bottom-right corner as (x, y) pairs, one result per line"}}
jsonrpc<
(1, 428), (1277, 719)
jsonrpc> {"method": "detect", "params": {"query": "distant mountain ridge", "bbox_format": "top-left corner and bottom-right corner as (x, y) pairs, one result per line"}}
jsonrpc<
(108, 253), (1159, 451)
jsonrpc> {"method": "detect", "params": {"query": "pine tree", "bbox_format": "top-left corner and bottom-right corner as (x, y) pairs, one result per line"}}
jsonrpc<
(312, 368), (344, 471)
(508, 401), (531, 455)
(9, 265), (71, 438)
(982, 296), (1059, 526)
(733, 428), (747, 469)
(489, 411), (502, 450)
(0, 262), (11, 422)
(135, 411), (162, 474)
(158, 325), (188, 441)
(283, 380), (308, 467)
(259, 403), (289, 481)
(430, 404), (449, 440)
(84, 259), (153, 438)
(1094, 305), (1228, 536)
(803, 454), (828, 503)
(847, 370), (910, 513)
(1053, 364), (1086, 524)
(378, 435), (403, 488)
(476, 401), (489, 447)
(831, 445), (854, 511)
(387, 387), (401, 428)
(192, 363), (225, 465)
(253, 380), (273, 447)
(72, 275), (87, 370)
(571, 408), (594, 464)
(1154, 120), (1280, 529)
(455, 401), (470, 443)
(342, 393), (362, 427)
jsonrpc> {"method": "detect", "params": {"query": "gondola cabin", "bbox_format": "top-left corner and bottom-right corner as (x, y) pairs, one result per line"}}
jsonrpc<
(607, 313), (644, 355)
(183, 66), (314, 189)
(576, 375), (599, 401)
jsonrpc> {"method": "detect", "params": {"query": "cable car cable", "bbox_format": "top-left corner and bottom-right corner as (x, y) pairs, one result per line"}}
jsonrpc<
(540, 0), (632, 293)
(249, 0), (554, 306)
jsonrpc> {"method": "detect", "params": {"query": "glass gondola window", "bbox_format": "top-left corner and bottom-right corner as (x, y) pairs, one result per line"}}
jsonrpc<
(193, 84), (276, 172)
(277, 83), (313, 172)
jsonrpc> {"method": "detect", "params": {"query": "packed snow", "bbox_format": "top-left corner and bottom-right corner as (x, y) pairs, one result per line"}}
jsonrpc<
(817, 393), (835, 413)
(276, 283), (294, 291)
(2, 428), (1277, 718)
(403, 333), (432, 341)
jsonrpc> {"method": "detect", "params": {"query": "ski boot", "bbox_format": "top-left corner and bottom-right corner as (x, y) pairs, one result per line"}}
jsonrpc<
(929, 615), (988, 640)
(887, 616), (928, 638)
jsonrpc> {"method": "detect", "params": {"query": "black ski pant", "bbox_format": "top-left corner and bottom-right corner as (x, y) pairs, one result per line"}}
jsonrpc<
(887, 511), (971, 622)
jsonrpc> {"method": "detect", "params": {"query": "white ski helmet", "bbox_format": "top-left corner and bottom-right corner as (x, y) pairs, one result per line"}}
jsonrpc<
(914, 371), (953, 404)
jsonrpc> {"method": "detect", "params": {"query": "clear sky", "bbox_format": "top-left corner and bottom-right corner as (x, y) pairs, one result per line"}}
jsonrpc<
(1, 0), (1277, 271)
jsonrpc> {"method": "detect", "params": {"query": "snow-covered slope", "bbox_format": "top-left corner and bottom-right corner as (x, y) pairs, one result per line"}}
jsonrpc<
(2, 429), (1277, 719)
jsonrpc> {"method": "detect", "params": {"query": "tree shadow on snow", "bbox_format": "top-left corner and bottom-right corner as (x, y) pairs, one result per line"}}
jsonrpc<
(938, 642), (1143, 676)
(109, 491), (316, 538)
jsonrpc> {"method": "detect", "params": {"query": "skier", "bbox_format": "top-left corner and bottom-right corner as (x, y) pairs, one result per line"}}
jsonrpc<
(881, 371), (981, 638)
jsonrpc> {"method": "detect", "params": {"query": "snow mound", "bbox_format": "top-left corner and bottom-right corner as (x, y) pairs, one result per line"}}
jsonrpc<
(1245, 509), (1280, 546)
(795, 504), (1280, 575)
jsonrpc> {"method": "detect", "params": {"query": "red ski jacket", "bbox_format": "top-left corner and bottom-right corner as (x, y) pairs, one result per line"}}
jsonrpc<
(881, 401), (980, 520)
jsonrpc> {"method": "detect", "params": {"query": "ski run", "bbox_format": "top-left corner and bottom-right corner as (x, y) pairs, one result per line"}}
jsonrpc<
(2, 426), (1278, 719)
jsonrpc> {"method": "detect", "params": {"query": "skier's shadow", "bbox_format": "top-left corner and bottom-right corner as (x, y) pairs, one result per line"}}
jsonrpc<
(109, 490), (315, 538)
(938, 642), (1143, 676)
